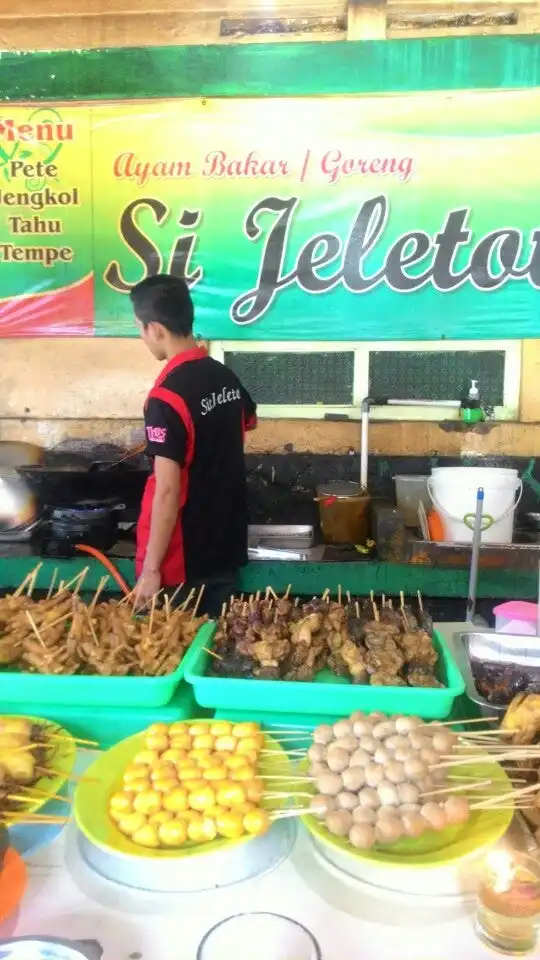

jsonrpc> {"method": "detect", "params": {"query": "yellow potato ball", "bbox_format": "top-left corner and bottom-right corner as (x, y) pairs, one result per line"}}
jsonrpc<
(177, 766), (201, 782)
(169, 735), (192, 751)
(146, 723), (169, 737)
(236, 802), (255, 815)
(245, 779), (264, 803)
(168, 722), (188, 737)
(183, 778), (207, 793)
(158, 818), (188, 847)
(210, 721), (233, 737)
(216, 782), (247, 808)
(225, 755), (250, 771)
(163, 788), (189, 813)
(153, 777), (179, 794)
(117, 812), (147, 837)
(109, 791), (134, 815)
(132, 824), (160, 848)
(215, 735), (238, 753)
(144, 734), (170, 753)
(232, 722), (261, 738)
(192, 733), (214, 751)
(161, 748), (187, 766)
(243, 809), (271, 836)
(123, 763), (149, 783)
(202, 766), (228, 782)
(133, 790), (162, 816)
(188, 786), (216, 812)
(150, 765), (177, 782)
(230, 765), (256, 783)
(206, 804), (227, 819)
(188, 722), (210, 737)
(236, 736), (263, 756)
(216, 811), (245, 840)
(149, 810), (174, 826)
(124, 777), (152, 794)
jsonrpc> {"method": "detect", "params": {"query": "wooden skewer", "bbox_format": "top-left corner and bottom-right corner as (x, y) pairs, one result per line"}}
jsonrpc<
(180, 588), (196, 612)
(27, 563), (44, 598)
(259, 774), (314, 781)
(71, 567), (90, 597)
(355, 601), (360, 618)
(382, 593), (386, 608)
(25, 611), (46, 649)
(264, 791), (313, 799)
(270, 808), (311, 820)
(369, 590), (374, 603)
(294, 597), (300, 607)
(203, 647), (223, 662)
(5, 814), (68, 826)
(372, 601), (379, 623)
(417, 590), (423, 612)
(56, 580), (65, 596)
(400, 590), (405, 610)
(13, 565), (42, 598)
(321, 589), (330, 601)
(90, 575), (109, 614)
(220, 602), (227, 619)
(37, 767), (99, 784)
(46, 568), (59, 600)
(191, 584), (206, 619)
(471, 782), (540, 810)
(167, 582), (185, 608)
(85, 606), (99, 645)
(388, 598), (393, 610)
(420, 778), (493, 798)
(164, 594), (171, 620)
(118, 586), (137, 607)
(346, 591), (351, 603)
(284, 584), (292, 599)
(268, 586), (279, 600)
(338, 585), (342, 605)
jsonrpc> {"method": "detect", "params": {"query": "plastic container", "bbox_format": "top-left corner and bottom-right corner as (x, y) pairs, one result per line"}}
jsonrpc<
(0, 621), (214, 708)
(0, 684), (203, 749)
(427, 467), (522, 544)
(493, 601), (540, 636)
(316, 481), (371, 545)
(185, 626), (465, 719)
(394, 475), (430, 527)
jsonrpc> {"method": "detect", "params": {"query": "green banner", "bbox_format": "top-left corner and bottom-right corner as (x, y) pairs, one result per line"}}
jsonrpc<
(1, 92), (540, 339)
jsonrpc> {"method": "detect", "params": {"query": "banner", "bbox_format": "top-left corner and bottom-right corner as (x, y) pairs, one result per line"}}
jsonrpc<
(1, 92), (540, 340)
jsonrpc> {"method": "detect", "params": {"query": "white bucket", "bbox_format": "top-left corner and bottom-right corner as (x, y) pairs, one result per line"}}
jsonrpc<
(427, 467), (522, 544)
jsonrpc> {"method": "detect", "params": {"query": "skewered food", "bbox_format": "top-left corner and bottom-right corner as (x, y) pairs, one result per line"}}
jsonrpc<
(108, 721), (275, 850)
(0, 581), (205, 677)
(211, 593), (441, 687)
(305, 711), (471, 850)
(0, 716), (73, 823)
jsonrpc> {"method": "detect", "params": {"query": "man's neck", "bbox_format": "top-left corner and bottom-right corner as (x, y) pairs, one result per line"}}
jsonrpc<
(163, 335), (198, 360)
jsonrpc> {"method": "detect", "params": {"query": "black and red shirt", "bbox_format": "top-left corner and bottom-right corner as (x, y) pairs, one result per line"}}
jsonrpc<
(136, 346), (256, 585)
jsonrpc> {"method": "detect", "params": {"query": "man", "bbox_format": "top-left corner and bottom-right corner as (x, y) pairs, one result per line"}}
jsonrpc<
(131, 274), (256, 616)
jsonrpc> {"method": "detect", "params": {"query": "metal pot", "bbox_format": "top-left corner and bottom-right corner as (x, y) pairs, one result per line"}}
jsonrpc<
(0, 469), (38, 531)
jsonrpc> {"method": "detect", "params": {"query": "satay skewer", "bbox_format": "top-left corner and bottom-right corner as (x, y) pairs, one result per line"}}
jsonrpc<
(13, 564), (43, 598)
(90, 575), (109, 614)
(46, 568), (58, 600)
(203, 647), (223, 662)
(25, 611), (47, 649)
(191, 584), (206, 619)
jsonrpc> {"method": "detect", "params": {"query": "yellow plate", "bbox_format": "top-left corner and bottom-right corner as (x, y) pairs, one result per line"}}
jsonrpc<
(302, 758), (514, 868)
(74, 722), (293, 859)
(1, 715), (77, 815)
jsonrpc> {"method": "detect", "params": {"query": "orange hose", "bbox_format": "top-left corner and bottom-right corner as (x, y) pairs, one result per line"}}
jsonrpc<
(74, 544), (131, 595)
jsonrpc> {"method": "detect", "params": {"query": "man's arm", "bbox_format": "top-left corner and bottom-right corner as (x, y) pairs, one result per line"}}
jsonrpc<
(142, 455), (181, 577)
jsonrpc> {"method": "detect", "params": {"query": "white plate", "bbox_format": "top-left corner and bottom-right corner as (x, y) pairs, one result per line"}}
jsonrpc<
(0, 940), (87, 960)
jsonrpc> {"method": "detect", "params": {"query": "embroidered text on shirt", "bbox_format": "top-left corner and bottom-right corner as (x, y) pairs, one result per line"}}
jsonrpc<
(201, 386), (241, 417)
(147, 426), (168, 443)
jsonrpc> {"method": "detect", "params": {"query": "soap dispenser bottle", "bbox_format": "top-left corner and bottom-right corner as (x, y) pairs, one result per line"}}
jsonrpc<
(461, 379), (485, 424)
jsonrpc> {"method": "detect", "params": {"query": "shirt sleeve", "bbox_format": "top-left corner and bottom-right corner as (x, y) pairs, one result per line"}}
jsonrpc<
(144, 397), (188, 465)
(241, 385), (257, 431)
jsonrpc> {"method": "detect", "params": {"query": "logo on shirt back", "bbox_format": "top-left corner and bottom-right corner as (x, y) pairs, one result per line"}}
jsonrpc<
(201, 386), (241, 417)
(146, 426), (167, 443)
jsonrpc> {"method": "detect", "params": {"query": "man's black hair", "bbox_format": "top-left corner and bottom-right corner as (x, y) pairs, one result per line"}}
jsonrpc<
(130, 274), (194, 336)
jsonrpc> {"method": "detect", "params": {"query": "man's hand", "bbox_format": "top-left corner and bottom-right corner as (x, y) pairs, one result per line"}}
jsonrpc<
(134, 567), (161, 608)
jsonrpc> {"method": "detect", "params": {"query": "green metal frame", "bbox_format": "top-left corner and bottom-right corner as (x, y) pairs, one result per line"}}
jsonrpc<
(1, 36), (540, 103)
(1, 555), (537, 599)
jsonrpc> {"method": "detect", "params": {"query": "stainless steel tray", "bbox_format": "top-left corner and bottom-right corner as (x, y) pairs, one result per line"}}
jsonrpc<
(453, 630), (540, 719)
(248, 525), (315, 550)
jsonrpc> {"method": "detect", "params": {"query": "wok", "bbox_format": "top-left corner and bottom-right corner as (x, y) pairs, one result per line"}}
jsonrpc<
(18, 462), (149, 508)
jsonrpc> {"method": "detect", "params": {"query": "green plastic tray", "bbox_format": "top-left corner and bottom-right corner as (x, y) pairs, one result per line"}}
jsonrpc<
(0, 621), (215, 709)
(185, 626), (465, 720)
(0, 685), (208, 750)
